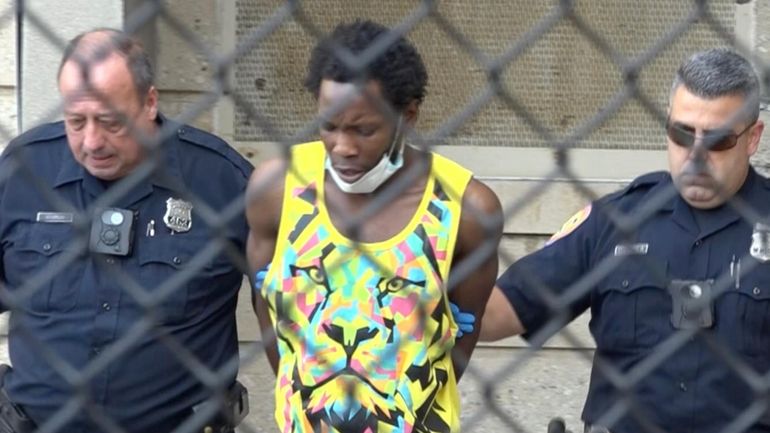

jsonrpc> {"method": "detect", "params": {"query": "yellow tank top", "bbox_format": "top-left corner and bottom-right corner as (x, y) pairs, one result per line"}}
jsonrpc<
(261, 141), (472, 433)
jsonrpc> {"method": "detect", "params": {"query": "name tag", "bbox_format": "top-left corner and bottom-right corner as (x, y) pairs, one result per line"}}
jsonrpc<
(36, 212), (74, 223)
(613, 243), (649, 256)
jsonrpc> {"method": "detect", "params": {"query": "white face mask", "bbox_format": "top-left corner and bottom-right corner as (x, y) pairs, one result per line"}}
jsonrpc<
(325, 116), (404, 194)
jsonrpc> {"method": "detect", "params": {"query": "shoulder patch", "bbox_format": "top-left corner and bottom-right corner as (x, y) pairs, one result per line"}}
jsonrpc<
(546, 204), (591, 246)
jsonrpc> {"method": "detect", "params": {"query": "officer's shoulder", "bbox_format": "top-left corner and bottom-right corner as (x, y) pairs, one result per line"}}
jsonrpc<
(757, 171), (770, 190)
(600, 171), (669, 205)
(175, 123), (253, 178)
(4, 122), (65, 154)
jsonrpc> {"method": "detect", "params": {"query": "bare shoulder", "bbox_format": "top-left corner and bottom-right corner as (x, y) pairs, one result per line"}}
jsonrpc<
(457, 177), (503, 251)
(462, 178), (503, 218)
(247, 158), (286, 202)
(248, 157), (286, 188)
(246, 157), (288, 229)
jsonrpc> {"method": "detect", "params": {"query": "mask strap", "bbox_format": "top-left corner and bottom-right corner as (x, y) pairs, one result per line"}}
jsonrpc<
(386, 115), (404, 163)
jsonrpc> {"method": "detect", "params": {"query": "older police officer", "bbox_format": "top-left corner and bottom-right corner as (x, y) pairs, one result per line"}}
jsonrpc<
(0, 29), (252, 432)
(478, 48), (770, 433)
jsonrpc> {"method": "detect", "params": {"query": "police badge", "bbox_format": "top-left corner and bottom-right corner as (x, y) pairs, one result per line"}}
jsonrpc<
(750, 222), (770, 262)
(163, 198), (193, 233)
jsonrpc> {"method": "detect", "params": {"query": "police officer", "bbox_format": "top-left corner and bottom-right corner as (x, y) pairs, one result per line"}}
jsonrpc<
(0, 29), (252, 432)
(477, 48), (770, 432)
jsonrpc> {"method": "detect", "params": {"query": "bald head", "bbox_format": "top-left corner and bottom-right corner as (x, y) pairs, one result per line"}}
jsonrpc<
(58, 28), (154, 102)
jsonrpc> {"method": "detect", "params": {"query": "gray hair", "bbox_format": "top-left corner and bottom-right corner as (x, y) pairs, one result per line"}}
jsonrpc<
(58, 28), (155, 101)
(671, 48), (760, 124)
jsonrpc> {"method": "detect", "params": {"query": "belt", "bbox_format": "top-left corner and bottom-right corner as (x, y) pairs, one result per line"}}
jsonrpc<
(0, 365), (36, 433)
(0, 365), (248, 433)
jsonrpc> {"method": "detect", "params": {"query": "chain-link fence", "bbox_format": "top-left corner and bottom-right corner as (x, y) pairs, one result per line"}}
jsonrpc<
(1, 0), (770, 432)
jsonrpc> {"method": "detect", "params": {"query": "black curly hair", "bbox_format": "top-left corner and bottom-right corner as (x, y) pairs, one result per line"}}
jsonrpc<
(304, 20), (428, 112)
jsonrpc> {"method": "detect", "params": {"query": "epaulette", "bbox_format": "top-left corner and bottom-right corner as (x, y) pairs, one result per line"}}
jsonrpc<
(626, 170), (668, 192)
(4, 122), (65, 153)
(600, 170), (669, 205)
(175, 124), (253, 179)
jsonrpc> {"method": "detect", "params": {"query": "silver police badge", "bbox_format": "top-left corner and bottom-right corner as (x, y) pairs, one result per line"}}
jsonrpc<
(163, 198), (193, 233)
(750, 222), (770, 262)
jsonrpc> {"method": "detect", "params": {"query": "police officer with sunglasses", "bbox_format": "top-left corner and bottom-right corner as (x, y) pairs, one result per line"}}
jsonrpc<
(462, 48), (770, 433)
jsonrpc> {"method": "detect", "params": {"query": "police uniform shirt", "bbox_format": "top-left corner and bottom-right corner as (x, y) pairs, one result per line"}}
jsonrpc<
(497, 168), (770, 433)
(0, 115), (253, 432)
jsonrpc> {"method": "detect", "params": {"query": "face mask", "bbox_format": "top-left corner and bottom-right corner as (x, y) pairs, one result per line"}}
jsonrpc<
(325, 116), (404, 194)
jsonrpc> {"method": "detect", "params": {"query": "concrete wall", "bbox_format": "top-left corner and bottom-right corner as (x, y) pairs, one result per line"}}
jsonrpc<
(150, 0), (227, 133)
(746, 1), (770, 173)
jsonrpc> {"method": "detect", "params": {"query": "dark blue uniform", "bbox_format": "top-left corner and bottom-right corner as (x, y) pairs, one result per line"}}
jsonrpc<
(498, 168), (770, 433)
(0, 115), (253, 432)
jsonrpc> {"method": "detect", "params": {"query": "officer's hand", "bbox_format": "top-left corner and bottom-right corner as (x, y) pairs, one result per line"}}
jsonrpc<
(254, 264), (270, 290)
(450, 302), (476, 338)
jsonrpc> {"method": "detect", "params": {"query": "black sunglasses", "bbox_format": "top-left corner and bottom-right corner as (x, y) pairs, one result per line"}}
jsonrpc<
(666, 119), (755, 152)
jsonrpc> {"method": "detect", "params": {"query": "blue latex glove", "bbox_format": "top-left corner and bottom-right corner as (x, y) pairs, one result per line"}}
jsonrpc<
(450, 302), (476, 338)
(254, 264), (270, 291)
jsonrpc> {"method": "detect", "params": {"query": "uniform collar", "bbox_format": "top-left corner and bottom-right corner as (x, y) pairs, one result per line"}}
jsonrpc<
(665, 167), (762, 238)
(54, 113), (184, 206)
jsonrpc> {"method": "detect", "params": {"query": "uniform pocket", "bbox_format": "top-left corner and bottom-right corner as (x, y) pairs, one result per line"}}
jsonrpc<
(719, 268), (770, 359)
(136, 235), (236, 324)
(593, 258), (670, 351)
(137, 245), (187, 323)
(8, 224), (87, 313)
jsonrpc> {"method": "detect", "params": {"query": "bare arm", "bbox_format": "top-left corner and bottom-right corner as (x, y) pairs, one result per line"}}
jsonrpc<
(480, 203), (599, 343)
(245, 158), (286, 375)
(448, 178), (503, 380)
(479, 286), (526, 341)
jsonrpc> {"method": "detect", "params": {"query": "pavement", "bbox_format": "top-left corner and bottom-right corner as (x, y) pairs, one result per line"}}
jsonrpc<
(0, 338), (593, 433)
(236, 345), (593, 433)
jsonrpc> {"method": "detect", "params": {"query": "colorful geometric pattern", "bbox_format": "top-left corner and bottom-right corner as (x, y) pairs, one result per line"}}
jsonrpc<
(261, 142), (471, 433)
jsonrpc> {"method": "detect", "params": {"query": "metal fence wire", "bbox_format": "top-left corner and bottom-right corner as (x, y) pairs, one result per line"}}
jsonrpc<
(1, 0), (770, 432)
